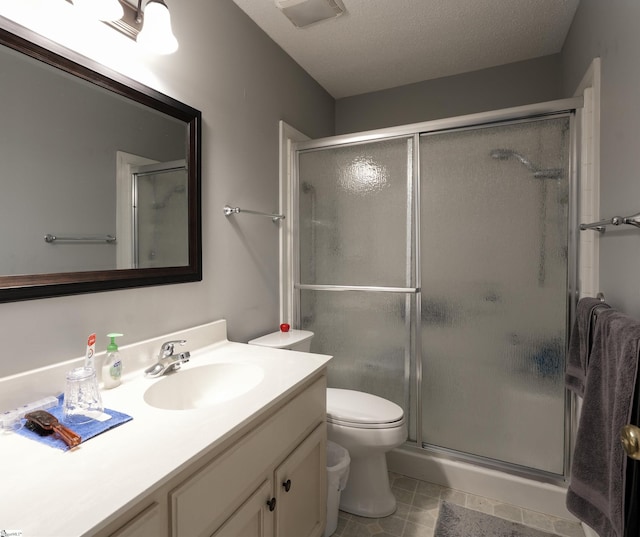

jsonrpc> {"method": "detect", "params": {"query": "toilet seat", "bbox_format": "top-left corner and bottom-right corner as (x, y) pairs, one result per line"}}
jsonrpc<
(327, 388), (405, 430)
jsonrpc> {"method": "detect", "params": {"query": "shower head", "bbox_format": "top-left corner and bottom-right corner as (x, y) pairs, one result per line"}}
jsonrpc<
(490, 149), (562, 179)
(301, 181), (316, 193)
(489, 149), (514, 160)
(490, 149), (535, 170)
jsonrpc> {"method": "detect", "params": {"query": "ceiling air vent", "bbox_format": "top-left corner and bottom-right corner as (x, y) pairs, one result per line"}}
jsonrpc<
(275, 0), (345, 28)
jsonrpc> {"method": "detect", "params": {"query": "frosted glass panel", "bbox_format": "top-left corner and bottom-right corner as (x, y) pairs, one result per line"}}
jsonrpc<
(135, 168), (188, 268)
(298, 137), (413, 287)
(294, 112), (573, 477)
(300, 290), (409, 413)
(419, 117), (570, 474)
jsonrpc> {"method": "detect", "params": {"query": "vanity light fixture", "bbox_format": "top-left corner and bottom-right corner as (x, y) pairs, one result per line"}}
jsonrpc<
(68, 0), (179, 54)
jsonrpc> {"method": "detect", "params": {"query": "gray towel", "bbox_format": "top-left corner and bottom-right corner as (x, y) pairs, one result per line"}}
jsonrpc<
(565, 297), (610, 397)
(566, 308), (640, 537)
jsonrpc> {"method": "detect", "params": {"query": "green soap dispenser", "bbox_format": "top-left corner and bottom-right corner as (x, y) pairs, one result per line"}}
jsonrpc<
(102, 333), (123, 389)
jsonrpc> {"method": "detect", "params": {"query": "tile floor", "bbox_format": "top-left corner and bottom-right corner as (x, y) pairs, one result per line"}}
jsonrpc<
(331, 472), (585, 537)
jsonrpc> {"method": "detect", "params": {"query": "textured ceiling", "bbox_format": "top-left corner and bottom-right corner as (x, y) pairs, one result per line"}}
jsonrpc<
(231, 0), (580, 98)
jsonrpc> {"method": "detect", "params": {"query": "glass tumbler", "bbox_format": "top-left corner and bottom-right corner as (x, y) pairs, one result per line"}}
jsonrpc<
(63, 366), (104, 425)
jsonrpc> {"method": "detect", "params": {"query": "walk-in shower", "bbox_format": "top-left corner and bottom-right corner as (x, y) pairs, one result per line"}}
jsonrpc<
(287, 99), (579, 515)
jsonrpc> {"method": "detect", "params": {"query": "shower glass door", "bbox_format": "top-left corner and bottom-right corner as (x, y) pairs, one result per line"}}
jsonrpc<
(296, 137), (417, 418)
(293, 108), (574, 479)
(132, 160), (188, 268)
(419, 116), (571, 475)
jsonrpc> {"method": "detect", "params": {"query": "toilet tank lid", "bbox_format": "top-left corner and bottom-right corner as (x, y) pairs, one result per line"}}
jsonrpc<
(248, 329), (314, 348)
(327, 388), (404, 425)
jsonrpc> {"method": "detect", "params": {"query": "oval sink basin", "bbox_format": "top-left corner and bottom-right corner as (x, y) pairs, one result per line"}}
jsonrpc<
(144, 363), (264, 410)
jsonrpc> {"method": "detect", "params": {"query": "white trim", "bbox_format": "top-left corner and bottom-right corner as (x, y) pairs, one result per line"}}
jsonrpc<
(574, 58), (601, 299)
(571, 57), (601, 537)
(115, 151), (157, 269)
(131, 159), (186, 175)
(278, 121), (310, 324)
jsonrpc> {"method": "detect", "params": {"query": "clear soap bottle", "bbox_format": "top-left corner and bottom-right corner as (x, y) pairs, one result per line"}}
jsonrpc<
(102, 332), (123, 389)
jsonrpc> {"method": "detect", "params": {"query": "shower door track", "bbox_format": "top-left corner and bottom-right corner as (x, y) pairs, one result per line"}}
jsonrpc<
(294, 97), (583, 152)
(404, 442), (569, 486)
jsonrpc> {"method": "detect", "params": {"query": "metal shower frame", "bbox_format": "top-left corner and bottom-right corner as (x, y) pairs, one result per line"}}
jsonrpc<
(288, 96), (583, 483)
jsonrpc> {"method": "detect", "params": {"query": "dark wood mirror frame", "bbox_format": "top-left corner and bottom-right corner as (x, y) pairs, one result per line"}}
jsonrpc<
(0, 25), (202, 302)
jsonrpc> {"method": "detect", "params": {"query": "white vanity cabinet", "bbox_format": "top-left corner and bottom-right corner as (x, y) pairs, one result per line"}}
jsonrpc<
(273, 423), (326, 537)
(108, 503), (164, 537)
(212, 423), (326, 537)
(96, 375), (327, 537)
(171, 376), (327, 537)
(212, 479), (275, 537)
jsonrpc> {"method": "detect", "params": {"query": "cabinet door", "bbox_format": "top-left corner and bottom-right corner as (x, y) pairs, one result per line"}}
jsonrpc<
(274, 424), (326, 537)
(171, 377), (326, 537)
(212, 480), (274, 537)
(109, 503), (162, 537)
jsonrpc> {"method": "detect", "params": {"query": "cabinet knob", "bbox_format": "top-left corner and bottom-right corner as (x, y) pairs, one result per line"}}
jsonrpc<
(267, 497), (276, 511)
(282, 479), (292, 492)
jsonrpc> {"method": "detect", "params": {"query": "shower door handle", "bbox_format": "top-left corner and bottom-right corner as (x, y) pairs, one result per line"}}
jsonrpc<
(621, 424), (640, 460)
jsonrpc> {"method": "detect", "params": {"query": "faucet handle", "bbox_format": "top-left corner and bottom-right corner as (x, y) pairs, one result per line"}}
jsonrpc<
(159, 339), (187, 357)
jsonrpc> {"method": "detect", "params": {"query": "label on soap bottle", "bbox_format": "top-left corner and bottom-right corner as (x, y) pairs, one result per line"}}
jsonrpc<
(110, 360), (122, 380)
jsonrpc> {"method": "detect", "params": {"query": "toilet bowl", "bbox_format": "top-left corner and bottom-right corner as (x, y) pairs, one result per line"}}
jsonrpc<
(248, 328), (408, 518)
(326, 388), (407, 517)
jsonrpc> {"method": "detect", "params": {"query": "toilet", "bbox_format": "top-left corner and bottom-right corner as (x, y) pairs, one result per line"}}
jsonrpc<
(248, 328), (408, 518)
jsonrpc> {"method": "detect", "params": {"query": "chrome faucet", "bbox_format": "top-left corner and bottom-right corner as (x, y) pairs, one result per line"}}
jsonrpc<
(144, 339), (191, 378)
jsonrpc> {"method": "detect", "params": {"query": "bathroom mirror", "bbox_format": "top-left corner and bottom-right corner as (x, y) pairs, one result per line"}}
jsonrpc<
(0, 27), (202, 302)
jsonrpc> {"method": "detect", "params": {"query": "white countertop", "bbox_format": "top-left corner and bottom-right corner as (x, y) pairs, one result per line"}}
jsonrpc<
(0, 321), (331, 537)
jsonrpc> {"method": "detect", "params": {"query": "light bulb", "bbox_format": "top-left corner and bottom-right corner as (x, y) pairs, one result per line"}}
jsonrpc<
(137, 1), (179, 55)
(72, 0), (124, 22)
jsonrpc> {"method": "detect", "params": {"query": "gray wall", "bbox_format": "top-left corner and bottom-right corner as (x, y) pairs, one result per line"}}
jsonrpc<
(335, 54), (563, 134)
(0, 0), (334, 377)
(562, 0), (640, 318)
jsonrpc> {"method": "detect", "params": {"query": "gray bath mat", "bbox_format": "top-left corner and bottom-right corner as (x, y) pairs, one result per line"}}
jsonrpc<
(434, 501), (559, 537)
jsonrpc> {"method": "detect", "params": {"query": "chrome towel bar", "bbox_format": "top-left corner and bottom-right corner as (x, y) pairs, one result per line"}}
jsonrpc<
(44, 234), (116, 243)
(223, 205), (285, 222)
(580, 212), (640, 233)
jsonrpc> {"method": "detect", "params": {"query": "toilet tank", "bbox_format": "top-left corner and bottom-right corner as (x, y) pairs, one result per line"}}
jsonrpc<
(248, 329), (314, 352)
